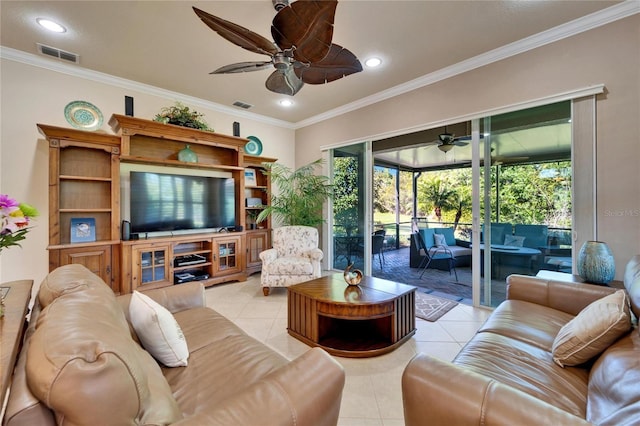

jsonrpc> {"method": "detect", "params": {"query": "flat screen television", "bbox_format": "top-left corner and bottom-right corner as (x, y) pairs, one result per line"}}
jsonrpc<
(130, 171), (235, 234)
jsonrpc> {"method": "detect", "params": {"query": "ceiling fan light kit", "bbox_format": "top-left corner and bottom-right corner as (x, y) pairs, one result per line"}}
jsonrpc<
(193, 0), (362, 96)
(437, 143), (455, 153)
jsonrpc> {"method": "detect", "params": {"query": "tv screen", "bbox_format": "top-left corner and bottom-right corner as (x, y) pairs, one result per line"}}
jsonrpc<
(130, 171), (235, 234)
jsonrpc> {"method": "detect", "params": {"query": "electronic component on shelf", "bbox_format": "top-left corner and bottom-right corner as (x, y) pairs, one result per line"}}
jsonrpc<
(174, 271), (210, 284)
(174, 254), (207, 267)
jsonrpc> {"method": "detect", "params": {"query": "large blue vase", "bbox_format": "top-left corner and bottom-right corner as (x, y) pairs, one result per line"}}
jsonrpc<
(577, 241), (615, 284)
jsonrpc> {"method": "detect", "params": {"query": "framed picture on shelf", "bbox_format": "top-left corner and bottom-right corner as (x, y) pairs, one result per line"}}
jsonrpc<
(70, 218), (96, 243)
(244, 168), (257, 187)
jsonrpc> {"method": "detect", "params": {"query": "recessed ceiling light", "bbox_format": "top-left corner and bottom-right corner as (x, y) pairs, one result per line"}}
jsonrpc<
(364, 57), (382, 68)
(37, 18), (66, 33)
(279, 99), (293, 107)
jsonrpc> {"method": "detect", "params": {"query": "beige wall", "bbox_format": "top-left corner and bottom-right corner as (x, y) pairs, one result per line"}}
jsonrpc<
(295, 15), (640, 280)
(0, 59), (296, 285)
(2, 15), (638, 285)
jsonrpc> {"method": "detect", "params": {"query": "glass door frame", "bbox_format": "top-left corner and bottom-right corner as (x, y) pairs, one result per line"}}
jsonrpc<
(320, 88), (600, 308)
(324, 141), (374, 276)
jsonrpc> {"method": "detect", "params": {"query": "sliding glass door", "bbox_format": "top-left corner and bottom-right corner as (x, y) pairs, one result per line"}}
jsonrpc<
(475, 101), (573, 307)
(330, 142), (372, 274)
(322, 94), (594, 309)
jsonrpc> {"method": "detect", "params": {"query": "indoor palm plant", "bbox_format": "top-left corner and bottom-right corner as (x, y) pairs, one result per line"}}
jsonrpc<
(257, 159), (332, 227)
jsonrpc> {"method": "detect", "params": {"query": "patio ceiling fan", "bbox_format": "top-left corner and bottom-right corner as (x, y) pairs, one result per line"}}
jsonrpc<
(193, 0), (362, 96)
(426, 127), (470, 153)
(485, 148), (529, 166)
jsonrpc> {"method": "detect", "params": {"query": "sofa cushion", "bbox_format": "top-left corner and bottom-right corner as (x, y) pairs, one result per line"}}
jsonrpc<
(26, 265), (181, 425)
(552, 290), (632, 367)
(504, 234), (526, 247)
(624, 254), (640, 318)
(479, 299), (574, 351)
(454, 332), (589, 418)
(419, 228), (436, 249)
(434, 227), (456, 246)
(587, 330), (640, 425)
(129, 290), (189, 367)
(266, 256), (314, 275)
(164, 308), (289, 415)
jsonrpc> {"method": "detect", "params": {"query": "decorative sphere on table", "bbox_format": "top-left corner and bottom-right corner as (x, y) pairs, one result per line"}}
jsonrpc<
(577, 241), (615, 284)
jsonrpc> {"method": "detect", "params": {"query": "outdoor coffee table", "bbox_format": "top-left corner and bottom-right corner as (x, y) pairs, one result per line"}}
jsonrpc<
(287, 273), (416, 358)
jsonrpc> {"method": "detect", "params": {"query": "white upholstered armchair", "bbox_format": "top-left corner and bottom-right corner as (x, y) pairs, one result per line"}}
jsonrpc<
(259, 226), (323, 296)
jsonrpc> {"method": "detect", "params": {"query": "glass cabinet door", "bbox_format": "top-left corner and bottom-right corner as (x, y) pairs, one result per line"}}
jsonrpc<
(132, 244), (170, 290)
(140, 250), (166, 283)
(214, 237), (242, 274)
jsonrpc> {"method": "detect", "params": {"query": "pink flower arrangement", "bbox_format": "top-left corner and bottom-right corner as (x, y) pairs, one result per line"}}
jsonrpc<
(0, 194), (38, 252)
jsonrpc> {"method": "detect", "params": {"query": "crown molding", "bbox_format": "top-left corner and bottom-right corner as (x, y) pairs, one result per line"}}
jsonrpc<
(0, 46), (296, 130)
(295, 0), (639, 129)
(1, 1), (636, 131)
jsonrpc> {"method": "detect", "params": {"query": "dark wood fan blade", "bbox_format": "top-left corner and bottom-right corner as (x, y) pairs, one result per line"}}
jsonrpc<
(271, 0), (337, 63)
(211, 61), (273, 74)
(265, 67), (304, 95)
(294, 44), (362, 84)
(193, 7), (279, 57)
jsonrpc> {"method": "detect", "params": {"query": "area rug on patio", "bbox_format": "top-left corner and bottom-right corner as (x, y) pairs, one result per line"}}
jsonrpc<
(415, 291), (458, 322)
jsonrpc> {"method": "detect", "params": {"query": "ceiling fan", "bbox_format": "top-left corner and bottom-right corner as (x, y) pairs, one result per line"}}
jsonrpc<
(193, 0), (363, 96)
(484, 147), (529, 166)
(427, 127), (470, 153)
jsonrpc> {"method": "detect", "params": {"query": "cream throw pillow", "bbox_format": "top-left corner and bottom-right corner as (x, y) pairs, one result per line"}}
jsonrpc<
(552, 290), (631, 367)
(129, 291), (189, 367)
(433, 233), (448, 247)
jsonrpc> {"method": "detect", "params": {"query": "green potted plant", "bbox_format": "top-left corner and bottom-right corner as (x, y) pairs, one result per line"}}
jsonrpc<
(153, 102), (213, 131)
(257, 159), (332, 227)
(246, 209), (260, 230)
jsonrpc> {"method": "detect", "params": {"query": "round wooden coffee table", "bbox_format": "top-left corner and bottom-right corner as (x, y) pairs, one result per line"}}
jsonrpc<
(287, 273), (416, 358)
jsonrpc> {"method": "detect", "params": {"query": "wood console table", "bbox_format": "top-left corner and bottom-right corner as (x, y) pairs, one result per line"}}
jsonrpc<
(287, 274), (416, 358)
(1, 280), (33, 407)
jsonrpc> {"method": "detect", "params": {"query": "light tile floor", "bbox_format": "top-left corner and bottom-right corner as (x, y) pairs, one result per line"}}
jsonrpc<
(205, 274), (493, 426)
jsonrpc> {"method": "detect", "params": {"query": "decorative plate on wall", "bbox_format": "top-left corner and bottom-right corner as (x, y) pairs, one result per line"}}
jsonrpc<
(245, 136), (263, 156)
(64, 100), (104, 131)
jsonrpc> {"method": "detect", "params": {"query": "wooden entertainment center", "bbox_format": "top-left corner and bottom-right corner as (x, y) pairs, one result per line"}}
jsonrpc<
(38, 115), (275, 294)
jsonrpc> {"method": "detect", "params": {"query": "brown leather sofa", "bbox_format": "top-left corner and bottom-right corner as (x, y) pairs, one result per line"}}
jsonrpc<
(4, 264), (345, 425)
(402, 256), (640, 426)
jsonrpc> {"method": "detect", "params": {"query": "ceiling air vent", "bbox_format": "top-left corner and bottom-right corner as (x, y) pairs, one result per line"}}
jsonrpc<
(37, 43), (80, 64)
(232, 100), (253, 110)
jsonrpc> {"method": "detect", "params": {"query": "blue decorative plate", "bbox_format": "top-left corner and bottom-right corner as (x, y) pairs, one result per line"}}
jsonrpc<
(64, 100), (103, 131)
(245, 135), (263, 155)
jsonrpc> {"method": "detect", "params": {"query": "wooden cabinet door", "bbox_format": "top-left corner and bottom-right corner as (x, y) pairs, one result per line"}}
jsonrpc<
(213, 236), (243, 276)
(131, 243), (171, 291)
(59, 245), (114, 290)
(246, 230), (268, 275)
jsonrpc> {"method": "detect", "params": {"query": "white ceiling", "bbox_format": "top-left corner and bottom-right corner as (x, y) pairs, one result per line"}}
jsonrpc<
(0, 1), (629, 126)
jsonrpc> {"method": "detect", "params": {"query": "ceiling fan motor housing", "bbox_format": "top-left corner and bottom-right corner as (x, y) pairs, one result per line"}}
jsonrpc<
(272, 0), (290, 12)
(273, 53), (291, 70)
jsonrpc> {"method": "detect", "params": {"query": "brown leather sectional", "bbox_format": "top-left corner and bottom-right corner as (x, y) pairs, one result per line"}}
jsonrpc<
(402, 256), (640, 425)
(3, 264), (345, 425)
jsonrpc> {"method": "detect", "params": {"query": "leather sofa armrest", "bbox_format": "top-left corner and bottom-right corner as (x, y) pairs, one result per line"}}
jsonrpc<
(402, 354), (591, 426)
(259, 247), (278, 263)
(172, 348), (345, 426)
(117, 281), (205, 315)
(506, 274), (616, 316)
